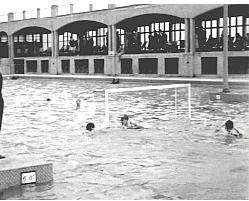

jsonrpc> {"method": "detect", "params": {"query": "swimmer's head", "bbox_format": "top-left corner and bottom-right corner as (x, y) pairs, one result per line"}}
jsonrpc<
(86, 122), (95, 131)
(46, 98), (51, 101)
(121, 115), (129, 126)
(123, 114), (129, 120)
(225, 120), (234, 131)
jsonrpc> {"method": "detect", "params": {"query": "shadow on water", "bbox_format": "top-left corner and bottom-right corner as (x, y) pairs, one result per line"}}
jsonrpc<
(0, 181), (54, 200)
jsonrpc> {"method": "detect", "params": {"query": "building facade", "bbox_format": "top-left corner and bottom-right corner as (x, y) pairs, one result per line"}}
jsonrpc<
(0, 4), (248, 77)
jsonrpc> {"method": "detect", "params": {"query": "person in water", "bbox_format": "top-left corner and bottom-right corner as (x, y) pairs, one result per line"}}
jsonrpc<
(76, 98), (81, 110)
(121, 114), (143, 129)
(215, 120), (242, 138)
(111, 78), (119, 84)
(86, 122), (95, 132)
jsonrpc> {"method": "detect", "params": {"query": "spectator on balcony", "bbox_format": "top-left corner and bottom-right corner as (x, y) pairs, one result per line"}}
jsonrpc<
(116, 31), (121, 51)
(205, 35), (216, 51)
(196, 26), (206, 50)
(102, 44), (108, 54)
(88, 37), (94, 54)
(69, 36), (77, 54)
(233, 33), (244, 50)
(153, 30), (160, 51)
(148, 34), (154, 51)
(245, 33), (249, 50)
(159, 30), (167, 50)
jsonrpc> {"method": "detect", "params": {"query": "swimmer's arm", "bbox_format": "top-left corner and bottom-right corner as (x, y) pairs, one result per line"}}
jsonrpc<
(234, 128), (242, 136)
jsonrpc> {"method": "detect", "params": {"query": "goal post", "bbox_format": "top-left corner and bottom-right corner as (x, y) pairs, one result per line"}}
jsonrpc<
(104, 83), (191, 128)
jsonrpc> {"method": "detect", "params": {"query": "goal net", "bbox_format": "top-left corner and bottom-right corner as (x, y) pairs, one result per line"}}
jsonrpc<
(103, 83), (191, 128)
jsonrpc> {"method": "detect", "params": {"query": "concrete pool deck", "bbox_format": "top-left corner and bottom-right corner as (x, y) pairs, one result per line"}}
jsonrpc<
(3, 74), (249, 86)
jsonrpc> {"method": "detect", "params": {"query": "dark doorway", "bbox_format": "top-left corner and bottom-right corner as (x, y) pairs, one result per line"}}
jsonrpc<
(14, 59), (24, 74)
(201, 57), (217, 74)
(139, 58), (158, 74)
(165, 58), (179, 74)
(121, 59), (133, 74)
(94, 59), (104, 74)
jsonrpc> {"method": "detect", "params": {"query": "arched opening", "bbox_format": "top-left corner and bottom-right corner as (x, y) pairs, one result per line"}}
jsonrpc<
(58, 21), (108, 56)
(116, 14), (185, 54)
(0, 32), (8, 58)
(13, 27), (52, 57)
(195, 5), (249, 52)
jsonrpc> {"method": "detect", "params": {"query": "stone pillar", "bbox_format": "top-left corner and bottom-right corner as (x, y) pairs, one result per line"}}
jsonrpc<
(189, 18), (196, 53)
(112, 25), (117, 53)
(8, 13), (14, 22)
(184, 18), (189, 53)
(70, 4), (74, 14)
(22, 11), (26, 20)
(158, 57), (164, 75)
(8, 35), (15, 74)
(133, 58), (139, 74)
(222, 4), (229, 92)
(37, 8), (41, 18)
(217, 55), (223, 77)
(89, 59), (94, 74)
(107, 25), (113, 54)
(51, 5), (58, 17)
(51, 31), (59, 74)
(70, 59), (74, 74)
(37, 60), (41, 73)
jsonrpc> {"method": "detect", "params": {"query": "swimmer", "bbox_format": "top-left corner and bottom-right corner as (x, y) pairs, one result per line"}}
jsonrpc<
(76, 98), (81, 110)
(0, 155), (5, 159)
(46, 98), (51, 101)
(121, 114), (143, 129)
(86, 122), (95, 132)
(215, 120), (242, 138)
(111, 78), (119, 84)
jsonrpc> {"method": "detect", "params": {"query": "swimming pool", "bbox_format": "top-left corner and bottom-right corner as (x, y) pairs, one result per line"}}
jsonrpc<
(0, 78), (248, 199)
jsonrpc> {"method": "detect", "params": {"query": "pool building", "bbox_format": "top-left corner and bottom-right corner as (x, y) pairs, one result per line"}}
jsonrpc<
(0, 4), (248, 77)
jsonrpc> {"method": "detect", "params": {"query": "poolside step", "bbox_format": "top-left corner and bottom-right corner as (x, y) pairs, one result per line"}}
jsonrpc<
(0, 156), (53, 190)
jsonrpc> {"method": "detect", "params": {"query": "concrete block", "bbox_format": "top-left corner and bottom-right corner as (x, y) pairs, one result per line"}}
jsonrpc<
(209, 92), (249, 103)
(0, 157), (53, 190)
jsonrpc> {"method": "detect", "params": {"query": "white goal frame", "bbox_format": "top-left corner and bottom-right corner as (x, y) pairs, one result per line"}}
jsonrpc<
(104, 83), (191, 127)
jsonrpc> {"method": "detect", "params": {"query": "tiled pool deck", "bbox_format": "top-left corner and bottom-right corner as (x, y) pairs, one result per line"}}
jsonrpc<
(3, 74), (249, 86)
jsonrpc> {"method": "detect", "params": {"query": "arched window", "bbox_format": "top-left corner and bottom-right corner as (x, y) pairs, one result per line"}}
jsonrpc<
(13, 27), (52, 57)
(58, 21), (108, 56)
(0, 32), (8, 58)
(195, 5), (249, 52)
(117, 14), (185, 54)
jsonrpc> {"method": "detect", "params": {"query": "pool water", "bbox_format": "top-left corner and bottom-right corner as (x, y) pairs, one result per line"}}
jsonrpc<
(0, 78), (248, 199)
